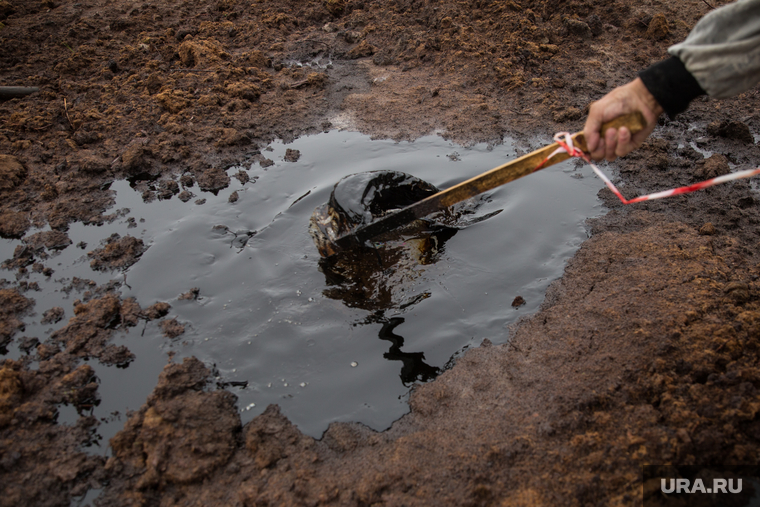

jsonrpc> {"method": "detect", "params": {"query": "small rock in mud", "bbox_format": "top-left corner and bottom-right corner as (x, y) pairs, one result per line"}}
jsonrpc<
(197, 167), (231, 193)
(646, 14), (670, 40)
(180, 174), (195, 187)
(0, 154), (27, 191)
(706, 120), (754, 144)
(160, 318), (185, 338)
(235, 169), (249, 184)
(88, 234), (147, 271)
(157, 180), (180, 200)
(120, 143), (153, 173)
(698, 222), (716, 236)
(563, 18), (592, 38)
(100, 344), (135, 366)
(241, 49), (270, 68)
(70, 150), (111, 174)
(41, 307), (65, 325)
(347, 40), (376, 59)
(178, 288), (200, 300)
(511, 296), (526, 308)
(260, 158), (274, 168)
(342, 30), (363, 44)
(284, 149), (301, 162)
(195, 198), (207, 205)
(228, 191), (239, 203)
(178, 190), (194, 202)
(587, 14), (603, 36)
(144, 302), (171, 320)
(724, 281), (750, 304)
(372, 50), (396, 66)
(72, 129), (103, 146)
(0, 289), (32, 343)
(18, 336), (39, 354)
(0, 211), (30, 238)
(694, 154), (730, 181)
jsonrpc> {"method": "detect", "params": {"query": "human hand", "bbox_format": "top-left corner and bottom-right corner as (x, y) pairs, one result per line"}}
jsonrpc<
(583, 77), (664, 162)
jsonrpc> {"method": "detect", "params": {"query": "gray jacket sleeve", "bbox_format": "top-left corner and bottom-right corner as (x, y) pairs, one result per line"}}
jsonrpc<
(668, 0), (760, 98)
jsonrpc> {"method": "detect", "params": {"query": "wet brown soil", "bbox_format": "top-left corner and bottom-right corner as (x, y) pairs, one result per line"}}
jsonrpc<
(2, 0), (760, 505)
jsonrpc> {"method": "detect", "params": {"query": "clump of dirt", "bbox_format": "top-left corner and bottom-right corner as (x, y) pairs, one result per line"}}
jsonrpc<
(0, 289), (32, 350)
(0, 286), (184, 506)
(87, 233), (146, 271)
(106, 357), (240, 492)
(0, 359), (107, 507)
(159, 318), (185, 339)
(0, 155), (26, 191)
(40, 306), (65, 325)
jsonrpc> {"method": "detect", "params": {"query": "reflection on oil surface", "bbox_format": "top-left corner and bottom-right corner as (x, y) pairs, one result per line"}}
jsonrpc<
(0, 130), (606, 441)
(377, 316), (441, 386)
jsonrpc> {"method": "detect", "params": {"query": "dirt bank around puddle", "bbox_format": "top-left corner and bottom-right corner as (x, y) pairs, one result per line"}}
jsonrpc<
(3, 0), (760, 505)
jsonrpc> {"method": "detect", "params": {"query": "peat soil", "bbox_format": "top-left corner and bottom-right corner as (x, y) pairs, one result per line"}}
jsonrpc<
(3, 0), (760, 505)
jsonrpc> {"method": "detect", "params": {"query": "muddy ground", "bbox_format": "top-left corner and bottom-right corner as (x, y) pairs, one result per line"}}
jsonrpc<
(2, 0), (760, 505)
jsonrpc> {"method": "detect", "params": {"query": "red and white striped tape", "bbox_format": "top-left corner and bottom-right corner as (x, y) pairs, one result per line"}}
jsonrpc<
(536, 132), (760, 205)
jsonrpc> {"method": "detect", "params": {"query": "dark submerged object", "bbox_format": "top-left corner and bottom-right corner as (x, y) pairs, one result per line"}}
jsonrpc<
(311, 170), (459, 312)
(309, 170), (442, 257)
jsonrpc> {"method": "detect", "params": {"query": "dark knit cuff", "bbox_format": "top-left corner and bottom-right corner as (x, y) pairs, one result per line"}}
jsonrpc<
(638, 56), (706, 118)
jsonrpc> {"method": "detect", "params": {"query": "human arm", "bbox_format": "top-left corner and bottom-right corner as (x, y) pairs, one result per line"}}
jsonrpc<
(584, 0), (760, 161)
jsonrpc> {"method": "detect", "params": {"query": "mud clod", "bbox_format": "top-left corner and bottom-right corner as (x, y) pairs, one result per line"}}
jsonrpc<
(197, 167), (231, 193)
(0, 289), (32, 345)
(178, 288), (200, 301)
(88, 234), (146, 271)
(107, 358), (240, 488)
(694, 153), (730, 181)
(41, 307), (64, 325)
(0, 155), (27, 191)
(159, 318), (185, 338)
(144, 302), (171, 320)
(698, 222), (716, 236)
(646, 13), (670, 40)
(707, 120), (755, 144)
(284, 148), (301, 162)
(0, 211), (30, 239)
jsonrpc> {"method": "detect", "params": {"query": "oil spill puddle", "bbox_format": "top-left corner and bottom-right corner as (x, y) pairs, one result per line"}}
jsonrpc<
(1, 130), (606, 443)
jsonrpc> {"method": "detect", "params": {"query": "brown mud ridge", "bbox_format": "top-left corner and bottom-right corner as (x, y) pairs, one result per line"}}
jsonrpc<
(2, 0), (760, 505)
